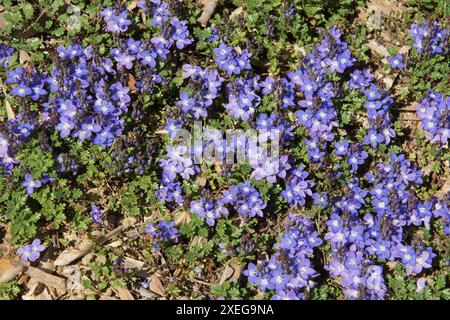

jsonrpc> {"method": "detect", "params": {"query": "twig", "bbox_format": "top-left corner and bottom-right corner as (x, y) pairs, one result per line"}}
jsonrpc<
(190, 277), (214, 286)
(54, 225), (128, 266)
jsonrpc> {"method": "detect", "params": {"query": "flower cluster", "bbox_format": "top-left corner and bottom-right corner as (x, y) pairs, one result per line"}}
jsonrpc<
(322, 152), (437, 299)
(291, 27), (354, 165)
(190, 197), (228, 226)
(0, 132), (19, 174)
(221, 181), (266, 219)
(416, 90), (449, 144)
(387, 54), (405, 70)
(431, 195), (450, 235)
(347, 69), (396, 150)
(17, 239), (46, 262)
(213, 42), (252, 75)
(144, 220), (179, 250)
(408, 21), (448, 55)
(89, 204), (104, 224)
(100, 6), (131, 33)
(281, 165), (315, 207)
(0, 44), (14, 67)
(224, 76), (261, 121)
(175, 64), (224, 119)
(51, 44), (130, 147)
(244, 215), (322, 300)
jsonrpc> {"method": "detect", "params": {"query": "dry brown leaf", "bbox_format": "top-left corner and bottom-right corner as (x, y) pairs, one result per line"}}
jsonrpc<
(60, 266), (83, 292)
(367, 0), (405, 16)
(22, 286), (53, 300)
(436, 176), (450, 200)
(0, 13), (6, 29)
(197, 0), (218, 27)
(134, 286), (158, 299)
(229, 259), (244, 280)
(0, 258), (23, 283)
(114, 286), (135, 300)
(230, 7), (244, 20)
(123, 257), (145, 270)
(127, 0), (139, 11)
(367, 40), (389, 57)
(25, 266), (66, 292)
(107, 239), (123, 248)
(54, 240), (93, 266)
(54, 225), (127, 266)
(19, 51), (31, 64)
(149, 275), (165, 296)
(195, 176), (207, 187)
(219, 264), (234, 285)
(5, 100), (15, 120)
(174, 210), (191, 227)
(128, 74), (139, 93)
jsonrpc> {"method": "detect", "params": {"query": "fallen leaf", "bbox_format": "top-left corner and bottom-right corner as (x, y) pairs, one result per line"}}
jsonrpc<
(123, 257), (145, 270)
(19, 51), (31, 64)
(149, 275), (165, 296)
(0, 258), (23, 283)
(25, 266), (67, 293)
(54, 225), (127, 266)
(219, 264), (234, 285)
(174, 210), (191, 227)
(197, 0), (218, 27)
(114, 286), (135, 300)
(128, 74), (139, 93)
(5, 100), (15, 120)
(230, 7), (244, 20)
(54, 240), (93, 266)
(367, 40), (389, 57)
(127, 0), (138, 11)
(436, 176), (450, 200)
(22, 286), (53, 300)
(134, 286), (158, 299)
(367, 0), (405, 16)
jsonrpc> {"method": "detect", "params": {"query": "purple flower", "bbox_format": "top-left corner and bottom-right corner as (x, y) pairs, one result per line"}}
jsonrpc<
(387, 54), (405, 69)
(17, 239), (46, 262)
(22, 174), (42, 195)
(11, 84), (32, 97)
(90, 204), (104, 224)
(115, 52), (135, 69)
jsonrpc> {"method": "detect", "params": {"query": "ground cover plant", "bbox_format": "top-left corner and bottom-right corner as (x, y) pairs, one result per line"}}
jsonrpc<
(0, 0), (449, 300)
